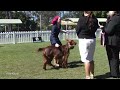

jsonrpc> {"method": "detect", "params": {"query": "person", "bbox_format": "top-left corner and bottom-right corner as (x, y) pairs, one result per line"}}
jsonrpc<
(104, 11), (120, 78)
(50, 16), (68, 67)
(76, 11), (103, 79)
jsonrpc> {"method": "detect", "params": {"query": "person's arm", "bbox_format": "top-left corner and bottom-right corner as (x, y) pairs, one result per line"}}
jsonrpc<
(98, 22), (104, 29)
(59, 24), (68, 33)
(105, 16), (119, 35)
(76, 18), (82, 36)
(60, 30), (67, 33)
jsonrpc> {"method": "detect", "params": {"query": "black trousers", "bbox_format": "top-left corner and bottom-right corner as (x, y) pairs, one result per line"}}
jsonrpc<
(106, 45), (119, 77)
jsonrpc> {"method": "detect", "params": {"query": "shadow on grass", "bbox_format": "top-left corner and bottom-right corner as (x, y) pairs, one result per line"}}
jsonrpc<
(94, 72), (111, 79)
(42, 66), (60, 71)
(0, 46), (4, 47)
(95, 59), (120, 79)
(45, 60), (83, 70)
(68, 60), (83, 68)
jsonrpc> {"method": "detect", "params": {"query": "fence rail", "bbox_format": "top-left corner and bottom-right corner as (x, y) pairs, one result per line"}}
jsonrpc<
(0, 29), (102, 44)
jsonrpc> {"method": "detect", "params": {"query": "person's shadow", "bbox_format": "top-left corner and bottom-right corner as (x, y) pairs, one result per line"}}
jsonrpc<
(94, 72), (111, 79)
(67, 60), (83, 68)
(95, 60), (120, 79)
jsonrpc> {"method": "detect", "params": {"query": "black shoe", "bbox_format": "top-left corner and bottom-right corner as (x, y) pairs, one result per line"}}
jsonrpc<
(111, 75), (120, 78)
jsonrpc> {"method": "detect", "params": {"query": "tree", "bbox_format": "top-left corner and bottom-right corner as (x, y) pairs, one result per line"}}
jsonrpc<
(0, 11), (108, 32)
(93, 11), (108, 18)
(62, 11), (108, 18)
(0, 11), (13, 31)
(0, 11), (37, 31)
(62, 11), (83, 18)
(6, 11), (12, 31)
(32, 11), (60, 30)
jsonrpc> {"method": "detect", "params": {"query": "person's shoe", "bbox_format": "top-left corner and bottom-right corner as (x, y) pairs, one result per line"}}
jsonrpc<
(110, 75), (120, 78)
(90, 74), (94, 79)
(85, 76), (91, 79)
(55, 64), (59, 67)
(111, 76), (120, 78)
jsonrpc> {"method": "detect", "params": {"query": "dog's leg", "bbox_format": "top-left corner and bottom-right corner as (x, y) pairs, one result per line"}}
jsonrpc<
(65, 56), (68, 68)
(43, 55), (48, 70)
(62, 55), (68, 68)
(65, 55), (69, 68)
(49, 63), (55, 68)
(58, 58), (63, 68)
(48, 60), (55, 68)
(62, 56), (65, 68)
(43, 61), (47, 70)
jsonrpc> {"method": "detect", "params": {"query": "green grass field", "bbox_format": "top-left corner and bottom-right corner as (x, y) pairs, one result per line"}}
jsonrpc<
(0, 39), (117, 79)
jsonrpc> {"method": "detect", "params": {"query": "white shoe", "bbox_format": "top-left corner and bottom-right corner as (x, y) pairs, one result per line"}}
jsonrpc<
(90, 74), (94, 79)
(54, 64), (59, 67)
(85, 76), (91, 79)
(55, 64), (59, 67)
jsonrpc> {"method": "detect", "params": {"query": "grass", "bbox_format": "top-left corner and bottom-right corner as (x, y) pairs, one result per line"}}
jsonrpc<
(0, 39), (117, 79)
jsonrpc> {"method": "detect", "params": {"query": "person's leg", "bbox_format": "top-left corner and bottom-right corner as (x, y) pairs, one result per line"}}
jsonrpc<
(79, 39), (95, 79)
(51, 43), (60, 67)
(78, 39), (85, 61)
(90, 61), (94, 79)
(79, 39), (90, 79)
(110, 46), (119, 77)
(84, 61), (91, 79)
(87, 39), (96, 79)
(106, 45), (112, 74)
(106, 45), (119, 77)
(84, 61), (94, 79)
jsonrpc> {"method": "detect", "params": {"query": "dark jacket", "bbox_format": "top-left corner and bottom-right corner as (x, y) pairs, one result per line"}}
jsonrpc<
(76, 15), (99, 39)
(104, 13), (120, 46)
(50, 24), (62, 45)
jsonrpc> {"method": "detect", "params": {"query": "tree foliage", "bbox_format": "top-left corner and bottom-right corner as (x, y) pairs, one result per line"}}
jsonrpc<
(0, 11), (108, 32)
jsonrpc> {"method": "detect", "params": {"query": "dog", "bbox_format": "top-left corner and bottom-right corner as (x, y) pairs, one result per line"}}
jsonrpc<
(37, 39), (77, 70)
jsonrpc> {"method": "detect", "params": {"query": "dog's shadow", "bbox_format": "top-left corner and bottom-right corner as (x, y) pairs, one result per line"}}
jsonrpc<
(47, 60), (83, 70)
(67, 60), (83, 68)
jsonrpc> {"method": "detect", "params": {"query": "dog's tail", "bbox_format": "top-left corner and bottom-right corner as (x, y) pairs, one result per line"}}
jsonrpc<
(37, 48), (44, 52)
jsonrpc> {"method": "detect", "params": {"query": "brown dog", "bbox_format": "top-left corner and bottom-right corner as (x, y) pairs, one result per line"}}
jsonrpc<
(37, 39), (77, 70)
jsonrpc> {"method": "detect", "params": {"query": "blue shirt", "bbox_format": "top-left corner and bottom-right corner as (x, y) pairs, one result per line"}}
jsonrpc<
(50, 24), (62, 45)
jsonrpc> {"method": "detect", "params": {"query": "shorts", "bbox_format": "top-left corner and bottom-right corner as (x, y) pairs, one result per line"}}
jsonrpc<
(78, 38), (96, 62)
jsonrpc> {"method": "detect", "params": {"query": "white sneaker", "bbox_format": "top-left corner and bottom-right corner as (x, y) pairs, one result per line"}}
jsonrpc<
(85, 76), (91, 79)
(90, 74), (94, 79)
(55, 64), (59, 67)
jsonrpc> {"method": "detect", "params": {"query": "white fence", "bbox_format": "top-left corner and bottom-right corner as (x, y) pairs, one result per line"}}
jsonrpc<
(0, 29), (102, 44)
(0, 30), (77, 44)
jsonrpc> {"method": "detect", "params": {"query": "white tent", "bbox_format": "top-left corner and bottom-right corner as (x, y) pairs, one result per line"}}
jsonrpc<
(0, 19), (22, 24)
(97, 18), (107, 22)
(0, 19), (22, 32)
(63, 18), (107, 23)
(61, 20), (77, 25)
(62, 18), (107, 30)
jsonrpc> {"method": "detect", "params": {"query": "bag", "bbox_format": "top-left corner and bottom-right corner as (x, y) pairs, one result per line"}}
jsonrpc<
(100, 32), (105, 46)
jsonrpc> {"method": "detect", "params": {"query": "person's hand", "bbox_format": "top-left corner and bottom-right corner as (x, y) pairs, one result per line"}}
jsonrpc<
(64, 31), (70, 34)
(61, 30), (69, 33)
(99, 25), (104, 29)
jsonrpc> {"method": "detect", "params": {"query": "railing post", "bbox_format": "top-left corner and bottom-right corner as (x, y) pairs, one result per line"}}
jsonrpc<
(37, 31), (39, 37)
(13, 31), (16, 44)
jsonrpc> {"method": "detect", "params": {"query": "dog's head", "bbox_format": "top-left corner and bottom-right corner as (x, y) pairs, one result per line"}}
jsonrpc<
(66, 39), (77, 49)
